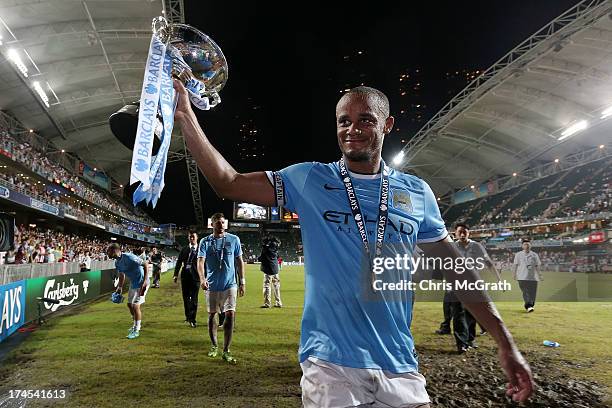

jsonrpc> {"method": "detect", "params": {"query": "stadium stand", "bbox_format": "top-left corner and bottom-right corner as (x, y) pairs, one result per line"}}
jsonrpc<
(1, 128), (154, 226)
(489, 247), (611, 273)
(444, 156), (611, 229)
(3, 224), (153, 265)
(266, 229), (302, 262)
(238, 230), (262, 262)
(0, 164), (169, 238)
(435, 155), (611, 274)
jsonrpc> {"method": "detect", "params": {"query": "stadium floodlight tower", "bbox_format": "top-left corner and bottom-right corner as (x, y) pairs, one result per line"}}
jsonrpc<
(162, 0), (205, 227)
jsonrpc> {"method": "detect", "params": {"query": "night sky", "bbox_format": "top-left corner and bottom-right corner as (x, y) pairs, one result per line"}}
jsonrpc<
(134, 1), (582, 226)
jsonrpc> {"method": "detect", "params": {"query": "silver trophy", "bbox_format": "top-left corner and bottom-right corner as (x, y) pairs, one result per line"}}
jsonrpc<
(109, 16), (228, 154)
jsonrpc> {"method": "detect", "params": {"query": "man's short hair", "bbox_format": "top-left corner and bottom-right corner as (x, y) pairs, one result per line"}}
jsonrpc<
(210, 212), (225, 222)
(106, 243), (120, 254)
(343, 86), (390, 118)
(454, 223), (469, 230)
(522, 238), (531, 243)
(188, 231), (198, 237)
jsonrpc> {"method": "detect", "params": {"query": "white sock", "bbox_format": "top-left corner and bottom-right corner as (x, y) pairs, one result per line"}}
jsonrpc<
(135, 320), (141, 331)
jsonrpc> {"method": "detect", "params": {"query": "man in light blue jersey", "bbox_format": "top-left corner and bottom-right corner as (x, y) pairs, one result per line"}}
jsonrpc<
(107, 243), (150, 339)
(174, 80), (535, 407)
(197, 212), (245, 364)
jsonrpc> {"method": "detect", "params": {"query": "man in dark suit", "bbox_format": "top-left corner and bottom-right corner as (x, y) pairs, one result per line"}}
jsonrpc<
(174, 231), (200, 328)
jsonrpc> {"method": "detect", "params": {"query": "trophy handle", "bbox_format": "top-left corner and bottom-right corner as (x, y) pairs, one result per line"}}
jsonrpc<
(209, 93), (221, 107)
(152, 16), (170, 45)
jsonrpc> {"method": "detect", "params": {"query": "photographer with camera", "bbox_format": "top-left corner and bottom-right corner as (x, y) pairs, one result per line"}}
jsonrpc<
(259, 235), (283, 308)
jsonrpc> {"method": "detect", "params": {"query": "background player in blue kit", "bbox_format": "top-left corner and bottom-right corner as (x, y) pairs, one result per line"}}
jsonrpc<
(107, 243), (150, 339)
(197, 212), (245, 364)
(174, 80), (535, 407)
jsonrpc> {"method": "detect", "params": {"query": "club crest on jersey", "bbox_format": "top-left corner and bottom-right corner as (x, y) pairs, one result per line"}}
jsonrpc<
(392, 190), (413, 213)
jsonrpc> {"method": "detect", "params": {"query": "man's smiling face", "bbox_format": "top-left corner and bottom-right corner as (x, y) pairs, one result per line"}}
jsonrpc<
(336, 93), (391, 164)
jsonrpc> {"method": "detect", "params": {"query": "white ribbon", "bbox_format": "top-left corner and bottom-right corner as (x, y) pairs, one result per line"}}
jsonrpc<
(130, 35), (166, 190)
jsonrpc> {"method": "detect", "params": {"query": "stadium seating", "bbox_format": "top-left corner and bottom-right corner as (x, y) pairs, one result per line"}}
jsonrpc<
(523, 197), (559, 218)
(235, 230), (262, 262)
(0, 129), (155, 226)
(444, 156), (611, 228)
(0, 168), (165, 237)
(489, 247), (611, 273)
(5, 224), (142, 265)
(459, 186), (520, 226)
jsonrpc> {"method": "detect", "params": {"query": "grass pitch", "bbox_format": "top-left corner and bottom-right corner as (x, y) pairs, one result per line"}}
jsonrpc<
(0, 266), (610, 407)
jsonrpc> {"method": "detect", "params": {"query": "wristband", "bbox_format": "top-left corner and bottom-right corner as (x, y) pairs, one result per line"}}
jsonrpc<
(240, 278), (246, 285)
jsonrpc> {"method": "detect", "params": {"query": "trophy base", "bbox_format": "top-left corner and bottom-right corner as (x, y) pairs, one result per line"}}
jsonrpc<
(109, 102), (162, 156)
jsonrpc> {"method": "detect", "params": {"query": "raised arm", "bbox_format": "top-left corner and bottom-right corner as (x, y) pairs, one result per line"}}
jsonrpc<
(420, 236), (535, 403)
(174, 80), (276, 206)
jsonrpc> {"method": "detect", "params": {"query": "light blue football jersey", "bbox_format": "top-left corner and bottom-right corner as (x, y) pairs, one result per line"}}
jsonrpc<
(198, 233), (243, 292)
(115, 252), (146, 289)
(268, 161), (447, 373)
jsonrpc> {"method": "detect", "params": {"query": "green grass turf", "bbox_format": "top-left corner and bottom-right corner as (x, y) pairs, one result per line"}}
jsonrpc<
(0, 267), (611, 407)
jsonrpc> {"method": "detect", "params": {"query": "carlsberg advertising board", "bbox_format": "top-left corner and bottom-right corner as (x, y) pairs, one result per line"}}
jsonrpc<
(24, 271), (101, 323)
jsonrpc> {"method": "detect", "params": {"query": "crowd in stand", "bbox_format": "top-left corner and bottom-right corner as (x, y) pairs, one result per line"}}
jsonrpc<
(0, 169), (61, 207)
(0, 169), (106, 226)
(476, 190), (610, 228)
(1, 225), (170, 267)
(4, 225), (112, 265)
(554, 182), (611, 218)
(0, 129), (153, 226)
(0, 168), (165, 236)
(489, 248), (611, 273)
(462, 173), (611, 229)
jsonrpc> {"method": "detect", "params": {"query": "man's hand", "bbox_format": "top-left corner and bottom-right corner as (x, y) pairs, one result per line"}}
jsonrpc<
(201, 280), (209, 291)
(173, 79), (195, 124)
(139, 283), (147, 296)
(173, 276), (178, 283)
(238, 284), (245, 297)
(499, 347), (535, 402)
(421, 237), (534, 402)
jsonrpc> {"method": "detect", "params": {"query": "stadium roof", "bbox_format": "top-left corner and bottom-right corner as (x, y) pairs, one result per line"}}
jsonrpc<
(0, 0), (178, 187)
(398, 0), (612, 199)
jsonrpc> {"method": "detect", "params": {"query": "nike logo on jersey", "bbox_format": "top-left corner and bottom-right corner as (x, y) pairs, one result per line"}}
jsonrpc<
(323, 183), (343, 191)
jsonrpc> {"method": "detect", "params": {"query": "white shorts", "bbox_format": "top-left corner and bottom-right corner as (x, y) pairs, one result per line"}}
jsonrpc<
(206, 287), (237, 313)
(127, 283), (149, 305)
(300, 357), (430, 408)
